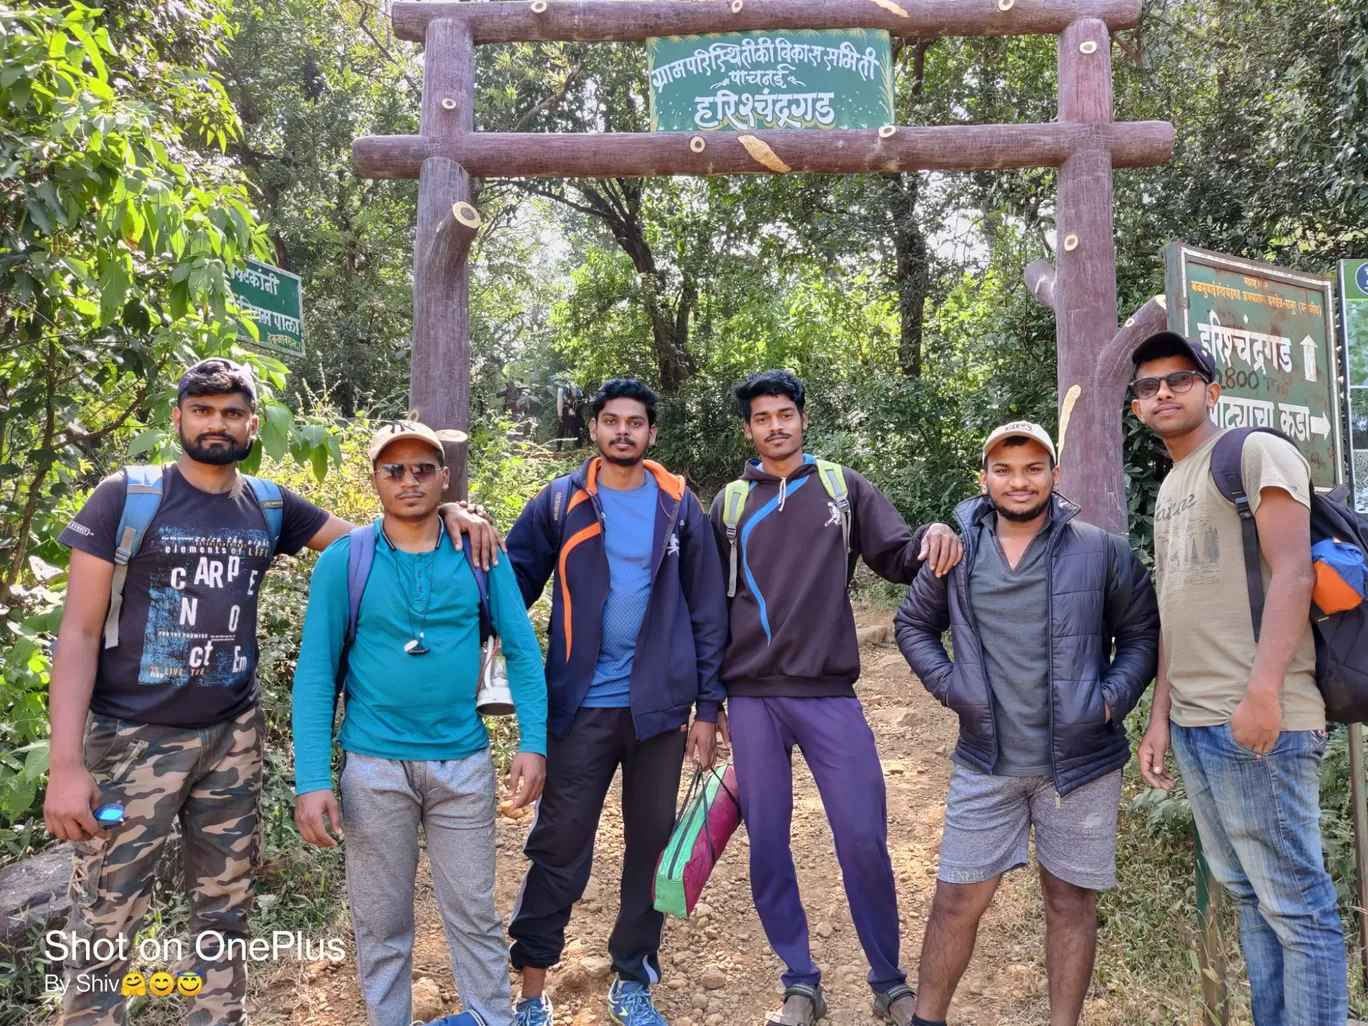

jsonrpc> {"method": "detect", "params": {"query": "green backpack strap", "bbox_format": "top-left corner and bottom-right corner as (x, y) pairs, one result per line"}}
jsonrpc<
(720, 479), (752, 598)
(814, 459), (851, 557)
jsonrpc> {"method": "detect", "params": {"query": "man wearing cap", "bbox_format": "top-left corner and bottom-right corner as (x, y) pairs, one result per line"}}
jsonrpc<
(43, 359), (499, 1026)
(292, 421), (548, 1026)
(894, 421), (1158, 1026)
(1129, 331), (1346, 1026)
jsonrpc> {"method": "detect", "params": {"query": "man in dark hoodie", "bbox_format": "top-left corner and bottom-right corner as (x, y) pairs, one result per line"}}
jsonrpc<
(894, 422), (1158, 1026)
(709, 371), (962, 1026)
(504, 378), (729, 1026)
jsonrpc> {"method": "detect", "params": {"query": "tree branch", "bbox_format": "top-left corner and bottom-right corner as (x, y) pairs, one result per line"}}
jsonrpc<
(511, 61), (585, 132)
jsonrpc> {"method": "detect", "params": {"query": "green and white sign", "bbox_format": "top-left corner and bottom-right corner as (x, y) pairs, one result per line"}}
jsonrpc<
(1164, 242), (1343, 489)
(646, 29), (894, 133)
(229, 258), (304, 359)
(1339, 259), (1368, 510)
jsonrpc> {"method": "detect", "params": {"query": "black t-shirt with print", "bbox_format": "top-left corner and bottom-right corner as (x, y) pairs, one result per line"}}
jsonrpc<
(60, 464), (329, 726)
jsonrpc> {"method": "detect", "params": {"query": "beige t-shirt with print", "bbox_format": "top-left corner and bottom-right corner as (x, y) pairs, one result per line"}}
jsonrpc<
(1152, 429), (1324, 730)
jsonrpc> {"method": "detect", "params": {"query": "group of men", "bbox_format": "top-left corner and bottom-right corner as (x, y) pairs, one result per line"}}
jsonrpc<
(43, 329), (1348, 1026)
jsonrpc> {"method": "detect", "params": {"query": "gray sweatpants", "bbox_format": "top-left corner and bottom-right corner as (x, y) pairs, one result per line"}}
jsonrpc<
(341, 751), (512, 1026)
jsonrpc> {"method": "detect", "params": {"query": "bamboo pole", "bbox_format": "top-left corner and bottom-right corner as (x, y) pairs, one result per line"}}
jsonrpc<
(354, 122), (1173, 180)
(392, 0), (1142, 44)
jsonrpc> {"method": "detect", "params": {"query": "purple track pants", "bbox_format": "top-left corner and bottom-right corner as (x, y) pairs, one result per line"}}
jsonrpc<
(729, 694), (906, 992)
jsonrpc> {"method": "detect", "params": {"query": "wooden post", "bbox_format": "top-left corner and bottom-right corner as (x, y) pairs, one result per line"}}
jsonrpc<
(1054, 18), (1123, 532)
(411, 18), (475, 496)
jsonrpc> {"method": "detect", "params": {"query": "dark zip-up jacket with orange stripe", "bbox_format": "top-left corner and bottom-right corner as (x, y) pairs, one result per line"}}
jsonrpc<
(506, 458), (728, 741)
(709, 456), (933, 698)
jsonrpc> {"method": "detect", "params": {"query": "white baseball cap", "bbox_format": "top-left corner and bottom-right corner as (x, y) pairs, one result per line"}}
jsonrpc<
(982, 420), (1057, 462)
(369, 420), (446, 464)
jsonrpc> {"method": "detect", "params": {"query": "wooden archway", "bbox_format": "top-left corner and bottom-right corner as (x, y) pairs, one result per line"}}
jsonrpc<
(353, 0), (1173, 531)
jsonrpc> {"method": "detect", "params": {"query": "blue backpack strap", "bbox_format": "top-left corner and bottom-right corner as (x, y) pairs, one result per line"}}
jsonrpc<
(243, 475), (284, 555)
(337, 525), (377, 698)
(548, 474), (575, 547)
(104, 465), (165, 649)
(466, 557), (494, 644)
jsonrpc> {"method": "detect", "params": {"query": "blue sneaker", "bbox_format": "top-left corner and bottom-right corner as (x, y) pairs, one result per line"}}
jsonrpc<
(607, 978), (668, 1026)
(514, 994), (554, 1026)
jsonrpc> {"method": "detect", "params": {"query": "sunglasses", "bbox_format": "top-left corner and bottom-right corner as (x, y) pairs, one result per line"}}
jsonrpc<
(377, 462), (439, 483)
(1129, 370), (1210, 400)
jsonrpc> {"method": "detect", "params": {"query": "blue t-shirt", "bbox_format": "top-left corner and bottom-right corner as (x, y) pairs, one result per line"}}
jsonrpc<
(291, 521), (548, 795)
(584, 474), (659, 707)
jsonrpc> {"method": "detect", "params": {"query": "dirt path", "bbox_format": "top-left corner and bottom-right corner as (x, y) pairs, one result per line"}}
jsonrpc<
(254, 610), (1082, 1026)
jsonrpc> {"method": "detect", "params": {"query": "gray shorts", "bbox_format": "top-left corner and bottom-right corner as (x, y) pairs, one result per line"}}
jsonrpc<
(937, 764), (1123, 891)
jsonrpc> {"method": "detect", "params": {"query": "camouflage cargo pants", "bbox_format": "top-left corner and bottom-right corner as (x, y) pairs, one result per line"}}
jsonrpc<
(62, 705), (264, 1026)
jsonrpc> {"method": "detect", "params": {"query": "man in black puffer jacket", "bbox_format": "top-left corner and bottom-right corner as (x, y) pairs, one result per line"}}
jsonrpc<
(894, 421), (1157, 1026)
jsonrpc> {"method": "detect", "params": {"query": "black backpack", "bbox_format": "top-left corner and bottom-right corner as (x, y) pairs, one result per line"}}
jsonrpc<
(1211, 427), (1368, 723)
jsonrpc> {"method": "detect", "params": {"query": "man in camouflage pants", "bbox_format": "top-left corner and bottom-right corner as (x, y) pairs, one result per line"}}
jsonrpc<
(43, 360), (499, 1026)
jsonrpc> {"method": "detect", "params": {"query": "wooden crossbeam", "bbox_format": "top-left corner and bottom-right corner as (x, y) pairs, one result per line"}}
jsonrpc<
(392, 0), (1142, 44)
(353, 122), (1173, 179)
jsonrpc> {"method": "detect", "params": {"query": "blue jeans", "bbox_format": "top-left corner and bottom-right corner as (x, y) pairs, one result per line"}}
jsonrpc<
(1171, 723), (1346, 1026)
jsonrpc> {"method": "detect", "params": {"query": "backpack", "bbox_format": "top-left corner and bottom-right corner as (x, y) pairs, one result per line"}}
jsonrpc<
(334, 524), (492, 698)
(719, 458), (850, 598)
(548, 474), (577, 545)
(1210, 427), (1368, 723)
(103, 465), (283, 649)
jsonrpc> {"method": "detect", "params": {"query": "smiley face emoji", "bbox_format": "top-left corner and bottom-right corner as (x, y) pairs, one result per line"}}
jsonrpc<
(147, 972), (175, 997)
(175, 971), (203, 998)
(120, 972), (146, 996)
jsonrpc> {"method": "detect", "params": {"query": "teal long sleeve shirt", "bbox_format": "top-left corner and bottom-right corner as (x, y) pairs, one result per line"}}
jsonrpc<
(292, 521), (547, 795)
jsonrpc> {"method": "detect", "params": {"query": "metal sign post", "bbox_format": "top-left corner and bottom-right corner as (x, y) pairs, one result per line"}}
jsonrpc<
(1195, 833), (1229, 1026)
(1338, 257), (1368, 992)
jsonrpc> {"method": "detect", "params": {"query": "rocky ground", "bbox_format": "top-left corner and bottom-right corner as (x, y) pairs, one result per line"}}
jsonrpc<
(250, 610), (1105, 1026)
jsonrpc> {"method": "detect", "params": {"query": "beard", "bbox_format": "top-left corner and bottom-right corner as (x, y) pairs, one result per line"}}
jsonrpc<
(991, 494), (1052, 523)
(601, 438), (644, 467)
(180, 426), (255, 466)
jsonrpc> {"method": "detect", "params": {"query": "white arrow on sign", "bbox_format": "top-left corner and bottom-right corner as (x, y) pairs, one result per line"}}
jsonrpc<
(1311, 413), (1331, 439)
(1302, 336), (1318, 382)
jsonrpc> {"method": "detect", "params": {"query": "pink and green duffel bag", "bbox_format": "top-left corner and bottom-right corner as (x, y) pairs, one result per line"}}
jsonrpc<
(653, 764), (741, 918)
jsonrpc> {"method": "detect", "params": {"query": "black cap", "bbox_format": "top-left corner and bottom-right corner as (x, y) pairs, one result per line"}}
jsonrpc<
(177, 358), (257, 405)
(1130, 330), (1217, 381)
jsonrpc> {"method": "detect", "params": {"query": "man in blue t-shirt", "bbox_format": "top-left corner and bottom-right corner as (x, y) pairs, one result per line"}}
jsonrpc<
(292, 421), (548, 1026)
(505, 379), (729, 1026)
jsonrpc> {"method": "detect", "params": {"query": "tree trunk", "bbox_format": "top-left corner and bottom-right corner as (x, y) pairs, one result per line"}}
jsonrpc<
(536, 178), (698, 394)
(888, 172), (929, 378)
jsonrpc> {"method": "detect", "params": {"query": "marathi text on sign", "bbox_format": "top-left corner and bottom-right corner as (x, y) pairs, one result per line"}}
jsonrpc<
(647, 30), (895, 133)
(1165, 242), (1342, 489)
(228, 258), (304, 359)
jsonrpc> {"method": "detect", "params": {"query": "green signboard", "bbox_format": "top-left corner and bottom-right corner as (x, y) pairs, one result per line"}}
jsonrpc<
(229, 258), (304, 359)
(1339, 259), (1368, 510)
(1164, 242), (1343, 489)
(646, 29), (894, 133)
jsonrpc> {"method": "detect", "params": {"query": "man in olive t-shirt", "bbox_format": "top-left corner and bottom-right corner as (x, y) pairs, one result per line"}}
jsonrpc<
(1130, 331), (1345, 1026)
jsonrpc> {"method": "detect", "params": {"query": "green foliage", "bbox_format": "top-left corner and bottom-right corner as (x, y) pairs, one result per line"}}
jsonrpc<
(0, 1), (351, 832)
